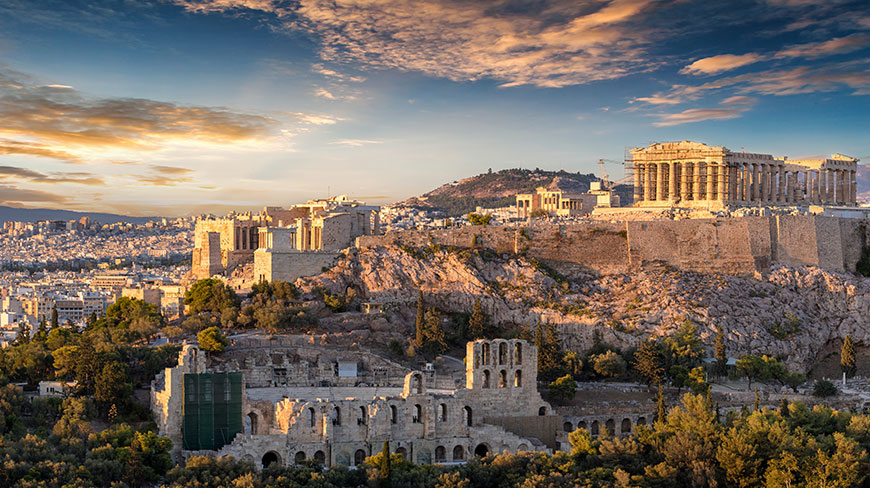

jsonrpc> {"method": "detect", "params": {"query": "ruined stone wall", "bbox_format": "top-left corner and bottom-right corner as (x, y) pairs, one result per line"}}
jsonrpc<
(253, 250), (342, 283)
(358, 216), (870, 275)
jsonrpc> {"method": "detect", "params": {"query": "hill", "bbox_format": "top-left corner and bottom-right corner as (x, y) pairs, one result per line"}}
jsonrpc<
(398, 168), (632, 216)
(0, 205), (163, 225)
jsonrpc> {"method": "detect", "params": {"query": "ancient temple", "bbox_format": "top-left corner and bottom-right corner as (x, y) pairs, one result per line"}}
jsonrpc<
(630, 141), (858, 208)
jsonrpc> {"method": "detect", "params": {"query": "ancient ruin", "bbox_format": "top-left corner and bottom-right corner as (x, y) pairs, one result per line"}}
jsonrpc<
(630, 141), (858, 208)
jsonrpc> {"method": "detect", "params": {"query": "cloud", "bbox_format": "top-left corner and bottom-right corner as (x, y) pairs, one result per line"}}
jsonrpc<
(314, 87), (336, 100)
(174, 0), (661, 88)
(632, 95), (682, 105)
(653, 96), (757, 126)
(0, 185), (68, 205)
(680, 53), (764, 76)
(0, 165), (104, 185)
(775, 34), (870, 59)
(331, 139), (383, 147)
(290, 112), (344, 125)
(721, 95), (757, 105)
(0, 66), (281, 164)
(311, 63), (366, 83)
(149, 165), (195, 176)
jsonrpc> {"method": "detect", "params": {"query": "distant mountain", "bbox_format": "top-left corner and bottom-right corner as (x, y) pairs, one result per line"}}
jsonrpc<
(0, 205), (163, 225)
(397, 168), (632, 217)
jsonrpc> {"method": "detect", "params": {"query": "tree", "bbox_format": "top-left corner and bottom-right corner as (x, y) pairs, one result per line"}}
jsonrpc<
(184, 278), (240, 315)
(633, 340), (664, 388)
(14, 322), (30, 345)
(548, 374), (576, 404)
(592, 350), (626, 378)
(51, 306), (58, 329)
(197, 327), (228, 352)
(782, 372), (806, 393)
(421, 307), (446, 356)
(468, 299), (487, 339)
(813, 380), (838, 397)
(714, 325), (727, 376)
(841, 334), (857, 378)
(564, 350), (583, 378)
(655, 385), (666, 423)
(535, 323), (564, 380)
(415, 290), (424, 347)
(36, 318), (48, 342)
(379, 440), (391, 487)
(736, 355), (766, 390)
(688, 366), (708, 394)
(467, 213), (492, 226)
(665, 319), (704, 368)
(94, 361), (132, 410)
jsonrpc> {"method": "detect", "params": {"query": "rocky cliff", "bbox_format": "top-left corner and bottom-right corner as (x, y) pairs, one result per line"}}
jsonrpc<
(300, 244), (870, 372)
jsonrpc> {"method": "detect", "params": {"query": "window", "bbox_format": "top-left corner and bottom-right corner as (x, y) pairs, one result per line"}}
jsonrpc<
(498, 342), (507, 364)
(482, 370), (490, 388)
(463, 406), (473, 426)
(435, 446), (446, 462)
(514, 343), (522, 365)
(358, 406), (367, 425)
(390, 405), (397, 424)
(439, 404), (447, 422)
(514, 370), (522, 388)
(333, 407), (341, 426)
(309, 408), (316, 427)
(413, 404), (422, 424)
(499, 370), (507, 388)
(482, 343), (490, 364)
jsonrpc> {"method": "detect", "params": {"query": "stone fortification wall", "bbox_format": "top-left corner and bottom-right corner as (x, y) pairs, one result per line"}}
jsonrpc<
(357, 216), (870, 275)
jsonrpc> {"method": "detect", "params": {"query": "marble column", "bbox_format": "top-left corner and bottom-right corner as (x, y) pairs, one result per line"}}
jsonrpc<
(717, 164), (727, 201)
(693, 161), (702, 201)
(750, 164), (758, 202)
(786, 172), (794, 202)
(642, 164), (651, 200)
(741, 164), (748, 202)
(777, 166), (784, 203)
(669, 162), (678, 202)
(704, 162), (714, 200)
(681, 162), (690, 201)
(656, 163), (665, 201)
(633, 164), (642, 203)
(851, 170), (857, 205)
(760, 164), (769, 202)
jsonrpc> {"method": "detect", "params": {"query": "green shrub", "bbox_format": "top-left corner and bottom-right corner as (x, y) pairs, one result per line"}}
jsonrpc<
(813, 379), (838, 397)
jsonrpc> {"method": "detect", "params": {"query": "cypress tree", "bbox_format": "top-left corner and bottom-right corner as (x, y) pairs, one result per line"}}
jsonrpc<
(779, 398), (789, 418)
(841, 334), (857, 378)
(379, 440), (391, 487)
(50, 306), (58, 329)
(469, 299), (487, 339)
(655, 385), (666, 424)
(714, 325), (727, 376)
(633, 340), (664, 389)
(415, 290), (424, 347)
(36, 318), (48, 342)
(423, 307), (446, 356)
(754, 389), (760, 411)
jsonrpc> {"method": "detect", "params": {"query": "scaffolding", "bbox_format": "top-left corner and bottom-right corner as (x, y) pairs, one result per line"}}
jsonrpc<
(183, 372), (243, 451)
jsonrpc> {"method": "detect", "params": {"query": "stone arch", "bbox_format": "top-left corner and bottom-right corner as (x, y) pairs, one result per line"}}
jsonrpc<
(308, 407), (316, 427)
(474, 443), (490, 457)
(358, 405), (367, 425)
(314, 450), (326, 464)
(499, 370), (507, 388)
(498, 342), (507, 365)
(453, 445), (465, 460)
(578, 420), (587, 430)
(333, 406), (341, 425)
(514, 370), (522, 387)
(396, 447), (408, 460)
(637, 417), (647, 426)
(390, 405), (397, 424)
(262, 451), (281, 468)
(538, 406), (547, 416)
(354, 449), (366, 466)
(621, 418), (631, 434)
(482, 369), (491, 388)
(605, 418), (615, 435)
(591, 420), (600, 436)
(413, 404), (422, 423)
(439, 403), (448, 422)
(413, 373), (423, 394)
(514, 342), (522, 365)
(294, 451), (306, 464)
(563, 421), (573, 432)
(463, 406), (473, 426)
(517, 443), (529, 452)
(434, 445), (446, 462)
(482, 342), (491, 364)
(245, 412), (258, 435)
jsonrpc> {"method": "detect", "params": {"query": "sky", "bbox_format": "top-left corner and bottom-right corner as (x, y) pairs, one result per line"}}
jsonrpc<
(0, 0), (868, 216)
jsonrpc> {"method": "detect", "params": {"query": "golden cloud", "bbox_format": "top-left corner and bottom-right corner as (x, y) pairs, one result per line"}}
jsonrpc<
(0, 164), (104, 185)
(680, 54), (764, 76)
(0, 184), (68, 205)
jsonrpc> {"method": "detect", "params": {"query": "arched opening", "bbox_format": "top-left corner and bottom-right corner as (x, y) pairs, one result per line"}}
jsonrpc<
(514, 370), (522, 388)
(354, 449), (366, 466)
(333, 406), (341, 425)
(517, 443), (529, 452)
(474, 444), (489, 457)
(262, 451), (280, 468)
(246, 412), (258, 435)
(390, 405), (397, 424)
(482, 343), (490, 364)
(463, 406), (473, 426)
(453, 445), (465, 460)
(605, 418), (615, 435)
(314, 450), (326, 464)
(499, 370), (507, 388)
(621, 418), (631, 434)
(396, 447), (407, 460)
(514, 343), (522, 365)
(637, 417), (647, 426)
(498, 342), (507, 365)
(538, 406), (547, 416)
(294, 451), (306, 464)
(413, 404), (422, 423)
(591, 420), (600, 436)
(563, 421), (573, 432)
(358, 406), (367, 425)
(414, 373), (424, 394)
(434, 445), (446, 462)
(482, 370), (491, 388)
(308, 407), (316, 427)
(579, 420), (587, 430)
(439, 403), (448, 422)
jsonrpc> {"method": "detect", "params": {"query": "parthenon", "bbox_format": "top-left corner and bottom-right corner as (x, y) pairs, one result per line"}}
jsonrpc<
(630, 141), (859, 208)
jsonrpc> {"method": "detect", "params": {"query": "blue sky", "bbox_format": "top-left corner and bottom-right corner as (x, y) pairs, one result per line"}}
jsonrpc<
(0, 0), (868, 216)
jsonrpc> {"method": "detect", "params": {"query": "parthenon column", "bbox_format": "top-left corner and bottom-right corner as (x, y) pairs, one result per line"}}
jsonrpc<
(838, 170), (845, 204)
(717, 164), (727, 201)
(760, 164), (769, 202)
(693, 161), (702, 201)
(668, 162), (678, 202)
(633, 164), (642, 203)
(656, 163), (665, 201)
(740, 164), (748, 202)
(749, 164), (757, 202)
(851, 170), (857, 205)
(705, 162), (714, 201)
(680, 162), (690, 201)
(776, 166), (783, 203)
(643, 164), (652, 200)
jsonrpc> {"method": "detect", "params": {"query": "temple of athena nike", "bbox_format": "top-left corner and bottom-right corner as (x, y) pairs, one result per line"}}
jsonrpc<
(630, 141), (859, 208)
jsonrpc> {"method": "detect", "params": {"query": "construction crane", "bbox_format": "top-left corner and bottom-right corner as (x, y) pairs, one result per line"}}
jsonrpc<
(597, 158), (626, 190)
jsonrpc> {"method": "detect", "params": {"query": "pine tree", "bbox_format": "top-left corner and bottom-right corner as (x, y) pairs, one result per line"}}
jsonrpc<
(379, 440), (391, 487)
(779, 398), (789, 418)
(754, 389), (760, 411)
(715, 325), (727, 376)
(415, 290), (424, 347)
(36, 318), (48, 342)
(422, 307), (446, 356)
(655, 385), (666, 424)
(108, 403), (119, 424)
(841, 334), (857, 378)
(633, 340), (664, 389)
(50, 306), (58, 329)
(469, 299), (487, 339)
(15, 322), (30, 345)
